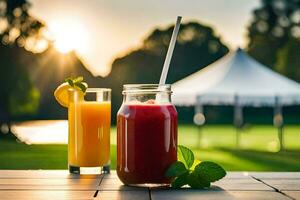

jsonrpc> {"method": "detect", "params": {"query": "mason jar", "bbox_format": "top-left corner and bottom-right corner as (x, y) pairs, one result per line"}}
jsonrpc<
(116, 84), (178, 186)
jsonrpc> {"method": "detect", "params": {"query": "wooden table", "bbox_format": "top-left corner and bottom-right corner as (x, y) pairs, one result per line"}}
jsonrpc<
(0, 170), (299, 200)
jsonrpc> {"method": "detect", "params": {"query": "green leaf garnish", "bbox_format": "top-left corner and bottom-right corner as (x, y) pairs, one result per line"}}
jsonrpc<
(194, 161), (226, 182)
(74, 82), (87, 93)
(166, 145), (226, 189)
(165, 161), (187, 177)
(178, 145), (194, 169)
(190, 159), (201, 170)
(187, 171), (210, 189)
(64, 76), (87, 93)
(65, 78), (74, 87)
(171, 172), (189, 188)
(73, 76), (83, 83)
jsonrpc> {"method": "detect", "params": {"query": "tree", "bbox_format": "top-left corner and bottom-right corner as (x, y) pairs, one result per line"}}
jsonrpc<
(247, 0), (300, 81)
(0, 0), (103, 126)
(0, 0), (44, 135)
(108, 22), (229, 115)
(0, 0), (46, 52)
(276, 37), (300, 81)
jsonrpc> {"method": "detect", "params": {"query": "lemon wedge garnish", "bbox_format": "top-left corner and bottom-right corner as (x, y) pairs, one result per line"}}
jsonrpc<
(54, 83), (72, 107)
(54, 82), (87, 107)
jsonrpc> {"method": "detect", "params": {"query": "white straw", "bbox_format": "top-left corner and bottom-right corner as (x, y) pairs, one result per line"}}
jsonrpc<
(159, 16), (182, 85)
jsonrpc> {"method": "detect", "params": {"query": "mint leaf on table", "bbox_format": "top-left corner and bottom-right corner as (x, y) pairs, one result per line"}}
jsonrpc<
(166, 161), (187, 177)
(166, 145), (226, 189)
(190, 159), (201, 170)
(178, 145), (194, 169)
(187, 171), (210, 189)
(194, 161), (226, 182)
(171, 172), (189, 188)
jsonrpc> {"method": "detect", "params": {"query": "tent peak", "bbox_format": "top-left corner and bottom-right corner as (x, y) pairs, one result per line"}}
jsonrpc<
(172, 45), (300, 106)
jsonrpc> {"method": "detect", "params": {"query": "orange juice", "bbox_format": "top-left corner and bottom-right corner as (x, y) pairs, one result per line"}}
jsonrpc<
(68, 101), (111, 167)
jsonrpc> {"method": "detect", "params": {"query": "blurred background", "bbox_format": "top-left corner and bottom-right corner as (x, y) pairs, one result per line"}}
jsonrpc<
(0, 0), (300, 171)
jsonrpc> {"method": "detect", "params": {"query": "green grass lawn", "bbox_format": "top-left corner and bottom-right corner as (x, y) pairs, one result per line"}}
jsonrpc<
(0, 125), (300, 171)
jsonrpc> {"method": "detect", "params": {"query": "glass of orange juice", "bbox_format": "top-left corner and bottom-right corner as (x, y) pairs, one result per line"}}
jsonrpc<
(68, 88), (111, 174)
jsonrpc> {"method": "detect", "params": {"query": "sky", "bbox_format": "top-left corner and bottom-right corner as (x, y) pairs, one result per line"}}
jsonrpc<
(30, 0), (261, 77)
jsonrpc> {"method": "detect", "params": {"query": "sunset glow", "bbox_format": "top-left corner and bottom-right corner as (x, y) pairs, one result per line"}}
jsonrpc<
(31, 0), (260, 77)
(48, 19), (88, 54)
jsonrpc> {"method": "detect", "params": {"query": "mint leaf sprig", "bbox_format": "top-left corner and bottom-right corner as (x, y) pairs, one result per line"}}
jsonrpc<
(65, 76), (87, 93)
(166, 145), (226, 189)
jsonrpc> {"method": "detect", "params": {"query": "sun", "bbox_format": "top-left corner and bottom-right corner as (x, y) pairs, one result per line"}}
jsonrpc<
(48, 19), (88, 54)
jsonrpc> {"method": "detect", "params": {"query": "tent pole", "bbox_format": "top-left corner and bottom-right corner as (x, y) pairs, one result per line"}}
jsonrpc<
(194, 100), (204, 148)
(274, 96), (284, 151)
(236, 127), (240, 149)
(234, 95), (243, 148)
(278, 126), (284, 151)
(197, 124), (202, 148)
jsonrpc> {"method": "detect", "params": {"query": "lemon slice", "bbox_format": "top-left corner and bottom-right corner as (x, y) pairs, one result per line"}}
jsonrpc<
(54, 82), (87, 107)
(54, 83), (72, 107)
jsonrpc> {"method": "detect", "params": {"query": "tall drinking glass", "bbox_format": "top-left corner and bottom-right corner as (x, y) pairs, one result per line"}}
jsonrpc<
(68, 88), (111, 174)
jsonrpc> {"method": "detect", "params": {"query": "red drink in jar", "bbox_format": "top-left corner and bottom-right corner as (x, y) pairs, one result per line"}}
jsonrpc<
(117, 84), (178, 186)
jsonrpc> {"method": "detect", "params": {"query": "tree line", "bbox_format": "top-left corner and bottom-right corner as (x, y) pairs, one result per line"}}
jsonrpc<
(0, 0), (300, 131)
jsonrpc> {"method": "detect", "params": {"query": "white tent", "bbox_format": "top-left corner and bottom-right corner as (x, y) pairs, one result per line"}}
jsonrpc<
(172, 48), (300, 149)
(172, 48), (300, 107)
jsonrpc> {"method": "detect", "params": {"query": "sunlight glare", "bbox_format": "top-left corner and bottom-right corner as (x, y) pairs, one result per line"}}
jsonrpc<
(48, 19), (88, 54)
(11, 120), (68, 144)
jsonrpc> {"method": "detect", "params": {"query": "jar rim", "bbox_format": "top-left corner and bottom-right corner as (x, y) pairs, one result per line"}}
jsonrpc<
(86, 88), (111, 93)
(68, 88), (111, 93)
(123, 84), (172, 94)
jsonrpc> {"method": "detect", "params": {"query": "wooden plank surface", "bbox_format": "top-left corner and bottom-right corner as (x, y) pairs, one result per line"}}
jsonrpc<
(249, 172), (300, 179)
(150, 190), (291, 200)
(99, 177), (147, 191)
(0, 171), (299, 200)
(95, 191), (150, 200)
(0, 170), (102, 179)
(0, 178), (100, 190)
(212, 178), (274, 191)
(282, 191), (300, 200)
(0, 184), (100, 190)
(0, 190), (96, 200)
(0, 178), (100, 185)
(260, 179), (300, 191)
(222, 172), (253, 179)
